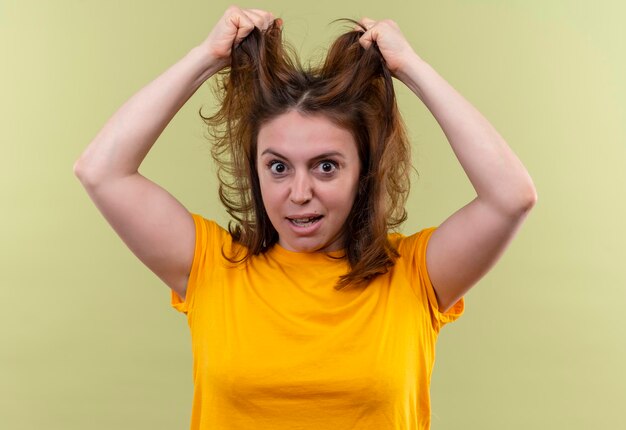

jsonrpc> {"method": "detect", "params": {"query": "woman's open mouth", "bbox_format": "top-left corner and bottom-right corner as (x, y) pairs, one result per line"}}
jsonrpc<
(287, 215), (323, 228)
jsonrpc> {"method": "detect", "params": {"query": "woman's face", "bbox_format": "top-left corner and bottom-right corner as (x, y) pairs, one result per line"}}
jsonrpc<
(257, 110), (360, 253)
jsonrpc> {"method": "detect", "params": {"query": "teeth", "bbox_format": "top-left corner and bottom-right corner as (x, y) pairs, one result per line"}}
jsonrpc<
(290, 216), (319, 225)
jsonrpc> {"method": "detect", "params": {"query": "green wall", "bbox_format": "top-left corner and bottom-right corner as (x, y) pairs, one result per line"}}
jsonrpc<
(2, 0), (625, 428)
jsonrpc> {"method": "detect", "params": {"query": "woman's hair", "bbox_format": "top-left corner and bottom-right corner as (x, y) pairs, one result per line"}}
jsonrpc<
(200, 19), (412, 289)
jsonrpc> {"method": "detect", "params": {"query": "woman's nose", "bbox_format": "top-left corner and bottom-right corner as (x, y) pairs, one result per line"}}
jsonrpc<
(290, 172), (313, 204)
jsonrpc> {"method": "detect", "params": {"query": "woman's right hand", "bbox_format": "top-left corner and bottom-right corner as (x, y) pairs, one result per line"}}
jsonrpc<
(198, 6), (278, 70)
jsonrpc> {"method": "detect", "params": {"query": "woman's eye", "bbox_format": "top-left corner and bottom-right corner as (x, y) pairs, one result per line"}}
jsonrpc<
(269, 161), (287, 174)
(318, 161), (337, 174)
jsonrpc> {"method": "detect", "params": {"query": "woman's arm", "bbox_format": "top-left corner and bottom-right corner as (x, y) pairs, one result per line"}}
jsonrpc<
(359, 19), (537, 312)
(74, 6), (276, 300)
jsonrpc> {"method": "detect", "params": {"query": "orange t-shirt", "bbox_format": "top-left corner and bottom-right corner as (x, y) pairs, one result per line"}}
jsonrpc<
(171, 213), (464, 429)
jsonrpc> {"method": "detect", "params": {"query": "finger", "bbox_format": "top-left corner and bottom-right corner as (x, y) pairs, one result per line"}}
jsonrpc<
(359, 25), (379, 50)
(359, 30), (373, 50)
(243, 9), (275, 31)
(229, 11), (256, 46)
(353, 21), (367, 32)
(359, 17), (376, 30)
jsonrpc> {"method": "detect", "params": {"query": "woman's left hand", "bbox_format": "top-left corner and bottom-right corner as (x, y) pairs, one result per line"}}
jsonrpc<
(357, 18), (420, 79)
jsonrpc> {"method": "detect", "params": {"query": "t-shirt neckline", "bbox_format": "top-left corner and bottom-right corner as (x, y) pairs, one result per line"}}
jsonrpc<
(269, 242), (347, 263)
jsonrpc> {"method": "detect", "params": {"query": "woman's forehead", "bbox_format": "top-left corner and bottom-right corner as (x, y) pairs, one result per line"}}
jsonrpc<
(257, 110), (358, 159)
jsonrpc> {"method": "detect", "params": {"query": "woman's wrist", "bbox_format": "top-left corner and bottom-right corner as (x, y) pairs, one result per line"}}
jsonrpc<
(187, 45), (228, 85)
(394, 54), (431, 101)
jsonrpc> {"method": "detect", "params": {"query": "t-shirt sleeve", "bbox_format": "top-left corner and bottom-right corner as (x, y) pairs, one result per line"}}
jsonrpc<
(170, 213), (219, 315)
(408, 227), (465, 332)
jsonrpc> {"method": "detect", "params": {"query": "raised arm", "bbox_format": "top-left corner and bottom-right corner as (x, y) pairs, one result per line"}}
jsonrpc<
(359, 19), (537, 312)
(73, 7), (276, 300)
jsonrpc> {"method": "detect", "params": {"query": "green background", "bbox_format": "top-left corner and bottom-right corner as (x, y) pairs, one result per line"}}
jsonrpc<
(2, 0), (625, 428)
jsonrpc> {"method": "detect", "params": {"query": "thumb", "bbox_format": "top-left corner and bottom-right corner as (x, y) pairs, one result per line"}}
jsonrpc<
(358, 18), (378, 50)
(229, 12), (256, 46)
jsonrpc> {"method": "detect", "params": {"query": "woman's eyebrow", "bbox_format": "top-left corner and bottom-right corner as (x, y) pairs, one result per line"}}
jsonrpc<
(311, 151), (346, 161)
(260, 148), (287, 158)
(260, 149), (346, 160)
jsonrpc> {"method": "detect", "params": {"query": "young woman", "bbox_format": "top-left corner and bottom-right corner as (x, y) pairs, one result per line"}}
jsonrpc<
(74, 6), (537, 429)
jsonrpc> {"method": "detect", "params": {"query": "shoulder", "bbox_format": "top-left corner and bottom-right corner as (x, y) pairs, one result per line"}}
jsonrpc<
(388, 226), (438, 260)
(188, 214), (243, 258)
(190, 213), (229, 239)
(388, 226), (464, 329)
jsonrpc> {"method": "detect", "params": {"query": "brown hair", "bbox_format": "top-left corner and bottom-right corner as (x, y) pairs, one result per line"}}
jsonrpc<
(200, 20), (412, 288)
